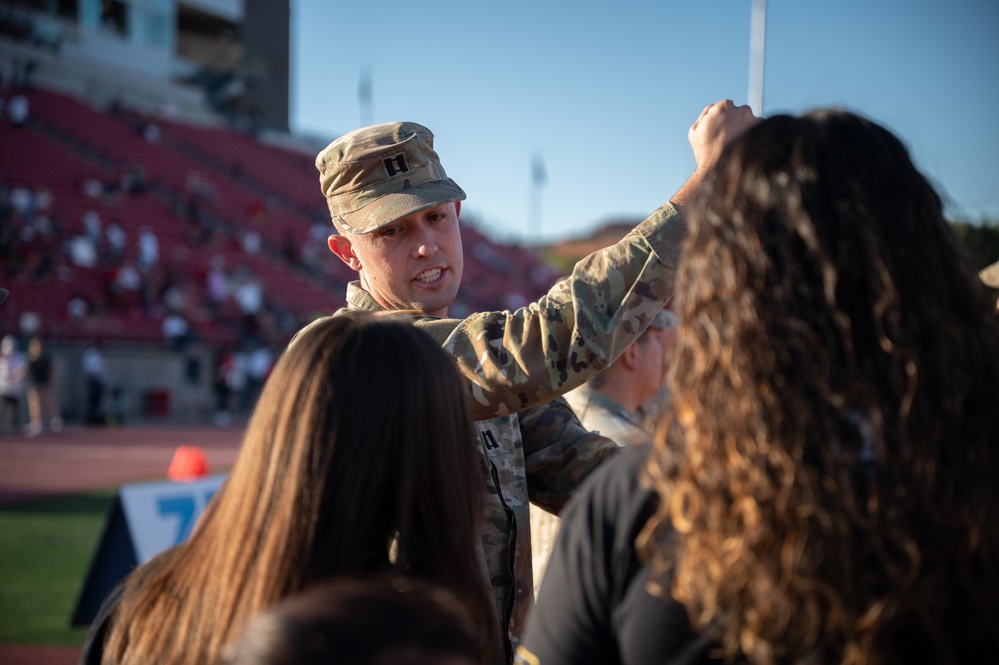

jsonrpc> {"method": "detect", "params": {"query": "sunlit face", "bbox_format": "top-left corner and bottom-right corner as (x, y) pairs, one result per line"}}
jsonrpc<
(328, 202), (464, 317)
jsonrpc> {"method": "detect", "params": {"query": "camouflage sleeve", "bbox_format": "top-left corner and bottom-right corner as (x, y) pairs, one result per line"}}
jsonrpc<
(519, 397), (620, 515)
(440, 203), (686, 421)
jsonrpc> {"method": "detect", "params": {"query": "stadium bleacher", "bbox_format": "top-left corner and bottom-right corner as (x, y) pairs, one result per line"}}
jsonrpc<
(2, 86), (558, 352)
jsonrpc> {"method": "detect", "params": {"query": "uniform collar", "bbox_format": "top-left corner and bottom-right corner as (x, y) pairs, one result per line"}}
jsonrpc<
(345, 280), (386, 312)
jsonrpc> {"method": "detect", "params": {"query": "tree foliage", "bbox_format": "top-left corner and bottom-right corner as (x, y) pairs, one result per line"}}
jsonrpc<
(951, 217), (999, 272)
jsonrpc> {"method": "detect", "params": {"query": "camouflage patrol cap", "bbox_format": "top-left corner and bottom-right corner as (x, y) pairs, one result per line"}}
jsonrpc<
(648, 308), (679, 331)
(316, 121), (466, 234)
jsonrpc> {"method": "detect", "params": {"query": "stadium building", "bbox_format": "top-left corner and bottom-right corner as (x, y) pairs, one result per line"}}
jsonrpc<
(0, 0), (555, 426)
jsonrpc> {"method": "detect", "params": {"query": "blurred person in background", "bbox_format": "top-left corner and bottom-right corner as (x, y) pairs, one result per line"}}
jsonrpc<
(530, 307), (677, 592)
(81, 313), (496, 665)
(0, 334), (26, 435)
(24, 336), (61, 436)
(82, 340), (107, 425)
(519, 110), (999, 665)
(565, 307), (678, 447)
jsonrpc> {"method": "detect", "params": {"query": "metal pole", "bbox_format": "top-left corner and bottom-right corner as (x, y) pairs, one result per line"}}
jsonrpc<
(748, 0), (766, 116)
(358, 67), (373, 127)
(530, 152), (546, 238)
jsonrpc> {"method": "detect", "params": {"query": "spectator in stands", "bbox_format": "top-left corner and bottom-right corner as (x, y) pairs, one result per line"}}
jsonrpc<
(280, 230), (299, 265)
(218, 578), (481, 665)
(120, 165), (146, 196)
(104, 259), (137, 311)
(105, 219), (127, 257)
(67, 233), (98, 269)
(565, 307), (678, 447)
(205, 255), (230, 315)
(137, 226), (159, 270)
(8, 182), (35, 218)
(232, 267), (263, 340)
(0, 58), (11, 93)
(212, 345), (239, 426)
(241, 229), (261, 255)
(82, 340), (107, 425)
(67, 293), (89, 323)
(81, 175), (103, 200)
(241, 341), (272, 412)
(518, 110), (999, 665)
(24, 336), (61, 437)
(33, 185), (52, 215)
(300, 223), (332, 275)
(83, 210), (102, 240)
(81, 313), (497, 665)
(6, 92), (28, 128)
(162, 311), (193, 351)
(0, 335), (27, 436)
(142, 122), (161, 144)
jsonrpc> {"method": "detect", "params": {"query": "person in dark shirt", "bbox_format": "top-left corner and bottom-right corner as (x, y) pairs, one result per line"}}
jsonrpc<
(519, 110), (999, 665)
(24, 336), (62, 436)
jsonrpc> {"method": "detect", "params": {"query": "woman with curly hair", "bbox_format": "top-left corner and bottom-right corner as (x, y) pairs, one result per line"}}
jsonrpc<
(519, 109), (999, 665)
(81, 312), (497, 665)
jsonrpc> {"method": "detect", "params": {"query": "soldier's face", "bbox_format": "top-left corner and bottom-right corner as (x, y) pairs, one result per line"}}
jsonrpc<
(636, 327), (675, 402)
(328, 202), (464, 317)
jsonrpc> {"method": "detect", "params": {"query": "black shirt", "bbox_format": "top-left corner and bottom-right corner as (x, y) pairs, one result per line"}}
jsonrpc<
(517, 446), (717, 665)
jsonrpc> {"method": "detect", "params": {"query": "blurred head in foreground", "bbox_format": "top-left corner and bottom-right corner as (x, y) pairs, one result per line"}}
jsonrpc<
(218, 577), (479, 665)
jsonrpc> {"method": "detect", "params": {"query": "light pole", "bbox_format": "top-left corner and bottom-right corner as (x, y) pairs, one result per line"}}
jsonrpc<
(358, 67), (373, 127)
(530, 152), (546, 238)
(748, 0), (766, 116)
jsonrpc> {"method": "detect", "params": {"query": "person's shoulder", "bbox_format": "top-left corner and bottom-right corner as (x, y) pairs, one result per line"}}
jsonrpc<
(287, 311), (344, 348)
(410, 315), (465, 347)
(568, 444), (653, 519)
(592, 444), (649, 486)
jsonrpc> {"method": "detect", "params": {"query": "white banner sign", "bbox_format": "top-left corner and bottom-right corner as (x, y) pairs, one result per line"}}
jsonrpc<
(118, 475), (226, 563)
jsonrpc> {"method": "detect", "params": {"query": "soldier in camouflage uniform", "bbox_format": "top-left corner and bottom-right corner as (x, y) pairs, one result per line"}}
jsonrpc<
(531, 308), (677, 592)
(299, 100), (758, 664)
(564, 307), (679, 448)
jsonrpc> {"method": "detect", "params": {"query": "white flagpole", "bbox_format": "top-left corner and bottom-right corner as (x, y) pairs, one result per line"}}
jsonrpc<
(749, 0), (766, 116)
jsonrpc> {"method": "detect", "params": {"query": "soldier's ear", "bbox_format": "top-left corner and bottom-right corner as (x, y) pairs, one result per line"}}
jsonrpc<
(328, 234), (362, 271)
(619, 340), (641, 371)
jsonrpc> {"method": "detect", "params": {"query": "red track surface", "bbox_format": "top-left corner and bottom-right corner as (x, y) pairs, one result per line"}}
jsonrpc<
(0, 425), (244, 664)
(0, 425), (243, 505)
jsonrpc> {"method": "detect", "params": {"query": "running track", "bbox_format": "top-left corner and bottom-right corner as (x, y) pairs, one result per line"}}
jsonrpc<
(0, 425), (244, 664)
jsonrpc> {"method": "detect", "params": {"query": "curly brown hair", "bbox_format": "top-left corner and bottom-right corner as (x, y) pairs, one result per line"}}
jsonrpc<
(640, 110), (999, 664)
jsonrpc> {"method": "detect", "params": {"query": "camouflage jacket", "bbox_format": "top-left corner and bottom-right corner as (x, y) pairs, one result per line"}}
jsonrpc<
(564, 386), (652, 447)
(354, 202), (687, 423)
(298, 202), (686, 663)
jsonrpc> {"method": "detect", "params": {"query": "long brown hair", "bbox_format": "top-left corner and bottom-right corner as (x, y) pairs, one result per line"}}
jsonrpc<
(103, 313), (496, 664)
(641, 111), (999, 664)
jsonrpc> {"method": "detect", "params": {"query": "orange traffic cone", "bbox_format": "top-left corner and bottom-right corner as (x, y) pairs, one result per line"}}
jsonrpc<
(167, 445), (209, 482)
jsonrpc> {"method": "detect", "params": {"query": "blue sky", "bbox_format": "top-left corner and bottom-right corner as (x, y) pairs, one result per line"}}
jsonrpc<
(290, 1), (999, 243)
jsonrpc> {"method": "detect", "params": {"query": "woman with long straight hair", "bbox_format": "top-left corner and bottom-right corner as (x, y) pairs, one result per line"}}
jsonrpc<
(520, 108), (999, 665)
(83, 312), (497, 665)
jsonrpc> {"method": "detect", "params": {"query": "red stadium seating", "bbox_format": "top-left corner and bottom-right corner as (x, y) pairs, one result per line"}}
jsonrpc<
(1, 87), (555, 349)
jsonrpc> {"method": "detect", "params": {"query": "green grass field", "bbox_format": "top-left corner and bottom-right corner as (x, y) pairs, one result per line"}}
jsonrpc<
(0, 490), (114, 646)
